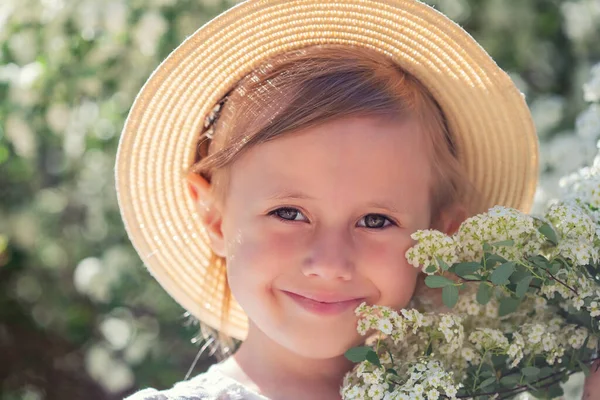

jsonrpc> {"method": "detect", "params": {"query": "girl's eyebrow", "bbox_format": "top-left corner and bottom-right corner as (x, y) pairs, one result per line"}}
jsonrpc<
(265, 190), (314, 201)
(364, 201), (402, 214)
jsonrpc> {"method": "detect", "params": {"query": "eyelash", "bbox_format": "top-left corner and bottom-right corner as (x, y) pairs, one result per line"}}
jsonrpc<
(267, 207), (397, 229)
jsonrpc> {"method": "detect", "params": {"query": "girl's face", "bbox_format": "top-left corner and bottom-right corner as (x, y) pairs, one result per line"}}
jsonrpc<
(211, 115), (434, 358)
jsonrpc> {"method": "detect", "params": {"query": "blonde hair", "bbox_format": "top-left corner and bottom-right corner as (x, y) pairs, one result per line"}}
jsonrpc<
(189, 44), (477, 359)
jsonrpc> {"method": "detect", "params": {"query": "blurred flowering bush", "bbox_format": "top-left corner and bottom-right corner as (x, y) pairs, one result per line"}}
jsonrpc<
(0, 0), (599, 399)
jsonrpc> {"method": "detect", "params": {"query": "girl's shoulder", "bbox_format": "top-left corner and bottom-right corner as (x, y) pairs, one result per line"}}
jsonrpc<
(124, 363), (269, 400)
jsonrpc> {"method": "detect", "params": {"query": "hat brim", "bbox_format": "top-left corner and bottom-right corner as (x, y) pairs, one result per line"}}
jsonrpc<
(115, 0), (539, 341)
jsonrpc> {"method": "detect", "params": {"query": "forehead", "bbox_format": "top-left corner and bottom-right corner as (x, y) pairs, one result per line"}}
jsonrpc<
(226, 115), (433, 212)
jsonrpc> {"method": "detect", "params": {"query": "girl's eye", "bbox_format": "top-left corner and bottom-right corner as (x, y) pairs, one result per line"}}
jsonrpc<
(357, 214), (395, 229)
(269, 207), (308, 222)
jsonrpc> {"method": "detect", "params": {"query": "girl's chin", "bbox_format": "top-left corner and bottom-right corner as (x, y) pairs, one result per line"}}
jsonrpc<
(280, 331), (365, 359)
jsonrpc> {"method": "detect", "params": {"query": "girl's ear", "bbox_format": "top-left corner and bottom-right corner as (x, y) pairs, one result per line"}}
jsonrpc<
(434, 203), (467, 236)
(186, 172), (226, 257)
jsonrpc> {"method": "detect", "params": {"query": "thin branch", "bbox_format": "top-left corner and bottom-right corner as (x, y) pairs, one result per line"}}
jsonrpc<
(544, 268), (579, 297)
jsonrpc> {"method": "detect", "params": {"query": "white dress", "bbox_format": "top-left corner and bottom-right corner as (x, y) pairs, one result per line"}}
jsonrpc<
(125, 362), (270, 400)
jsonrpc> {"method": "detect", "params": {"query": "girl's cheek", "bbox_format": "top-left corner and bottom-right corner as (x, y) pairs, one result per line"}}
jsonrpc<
(357, 234), (419, 302)
(226, 223), (305, 271)
(357, 231), (414, 262)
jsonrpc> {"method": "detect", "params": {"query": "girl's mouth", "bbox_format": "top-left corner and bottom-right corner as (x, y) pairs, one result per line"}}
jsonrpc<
(282, 290), (365, 316)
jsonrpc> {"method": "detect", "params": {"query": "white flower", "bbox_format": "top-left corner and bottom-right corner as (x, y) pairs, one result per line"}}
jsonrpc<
(542, 333), (557, 352)
(589, 301), (600, 317)
(363, 368), (384, 385)
(367, 383), (386, 400)
(342, 384), (366, 399)
(426, 389), (440, 400)
(567, 327), (589, 349)
(461, 347), (479, 364)
(413, 384), (425, 395)
(401, 309), (425, 333)
(466, 302), (480, 316)
(527, 324), (545, 344)
(444, 384), (459, 399)
(378, 318), (393, 335)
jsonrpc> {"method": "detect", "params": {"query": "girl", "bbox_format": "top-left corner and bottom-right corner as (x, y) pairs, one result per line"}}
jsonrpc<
(116, 0), (599, 398)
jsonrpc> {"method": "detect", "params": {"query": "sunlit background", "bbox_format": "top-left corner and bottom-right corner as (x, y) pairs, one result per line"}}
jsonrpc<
(0, 0), (599, 399)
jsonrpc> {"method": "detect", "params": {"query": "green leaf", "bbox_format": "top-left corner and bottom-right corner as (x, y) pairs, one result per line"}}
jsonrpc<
(549, 261), (561, 275)
(479, 365), (496, 378)
(477, 283), (493, 305)
(454, 262), (481, 278)
(509, 269), (530, 284)
(538, 367), (554, 379)
(386, 368), (398, 376)
(491, 239), (515, 247)
(522, 366), (540, 377)
(500, 374), (520, 386)
(578, 359), (591, 377)
(538, 223), (558, 245)
(436, 256), (450, 271)
(490, 262), (516, 285)
(344, 346), (372, 363)
(483, 242), (492, 252)
(442, 285), (459, 308)
(479, 376), (496, 388)
(425, 341), (433, 356)
(580, 335), (590, 358)
(531, 254), (550, 268)
(425, 264), (437, 274)
(515, 275), (534, 298)
(545, 382), (564, 398)
(492, 354), (509, 368)
(462, 274), (481, 280)
(365, 350), (381, 367)
(498, 297), (521, 317)
(425, 275), (454, 288)
(485, 253), (508, 268)
(480, 371), (495, 379)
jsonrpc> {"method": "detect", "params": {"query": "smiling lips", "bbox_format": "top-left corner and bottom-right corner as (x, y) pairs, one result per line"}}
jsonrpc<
(282, 290), (365, 316)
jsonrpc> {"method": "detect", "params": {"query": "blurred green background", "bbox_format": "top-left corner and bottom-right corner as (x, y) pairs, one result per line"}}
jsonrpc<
(0, 0), (599, 399)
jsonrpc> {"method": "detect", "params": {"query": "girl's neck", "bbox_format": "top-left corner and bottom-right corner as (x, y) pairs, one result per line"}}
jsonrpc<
(223, 324), (355, 399)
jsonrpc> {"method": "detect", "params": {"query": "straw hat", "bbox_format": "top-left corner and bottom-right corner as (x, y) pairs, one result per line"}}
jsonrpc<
(115, 0), (539, 341)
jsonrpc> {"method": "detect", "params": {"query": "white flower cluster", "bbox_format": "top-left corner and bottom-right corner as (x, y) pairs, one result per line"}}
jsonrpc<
(546, 201), (599, 265)
(405, 206), (546, 275)
(456, 206), (545, 261)
(341, 354), (461, 400)
(508, 320), (597, 367)
(405, 230), (457, 274)
(346, 304), (469, 399)
(345, 293), (599, 399)
(468, 328), (509, 352)
(355, 302), (432, 344)
(559, 144), (600, 237)
(540, 266), (600, 328)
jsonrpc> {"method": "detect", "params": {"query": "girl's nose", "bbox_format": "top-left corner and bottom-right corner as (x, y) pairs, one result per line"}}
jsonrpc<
(301, 227), (355, 281)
